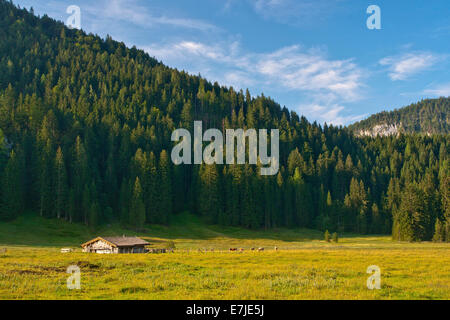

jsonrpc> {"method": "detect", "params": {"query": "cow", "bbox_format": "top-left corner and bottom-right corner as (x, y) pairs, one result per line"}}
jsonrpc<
(229, 248), (238, 252)
(239, 248), (244, 253)
(250, 248), (255, 251)
(274, 246), (278, 251)
(258, 247), (264, 252)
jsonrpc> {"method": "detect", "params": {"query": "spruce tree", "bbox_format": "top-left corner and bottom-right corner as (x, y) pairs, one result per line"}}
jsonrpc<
(54, 147), (68, 220)
(158, 150), (172, 224)
(130, 177), (146, 231)
(199, 164), (221, 224)
(332, 232), (338, 243)
(432, 219), (444, 242)
(0, 150), (24, 220)
(324, 230), (330, 242)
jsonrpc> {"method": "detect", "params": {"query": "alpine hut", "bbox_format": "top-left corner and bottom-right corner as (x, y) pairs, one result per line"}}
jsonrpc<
(81, 236), (150, 254)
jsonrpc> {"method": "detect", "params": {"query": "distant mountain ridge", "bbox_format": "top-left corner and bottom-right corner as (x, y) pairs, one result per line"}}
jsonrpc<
(349, 97), (450, 137)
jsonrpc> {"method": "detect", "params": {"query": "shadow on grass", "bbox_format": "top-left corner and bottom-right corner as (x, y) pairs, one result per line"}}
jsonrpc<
(0, 211), (391, 247)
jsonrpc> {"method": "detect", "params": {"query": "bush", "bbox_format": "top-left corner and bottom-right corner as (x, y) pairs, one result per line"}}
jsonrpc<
(166, 240), (176, 249)
(324, 230), (330, 242)
(332, 232), (338, 243)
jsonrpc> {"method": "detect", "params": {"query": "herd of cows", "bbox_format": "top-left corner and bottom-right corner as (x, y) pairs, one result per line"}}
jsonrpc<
(192, 247), (278, 253)
(229, 247), (278, 252)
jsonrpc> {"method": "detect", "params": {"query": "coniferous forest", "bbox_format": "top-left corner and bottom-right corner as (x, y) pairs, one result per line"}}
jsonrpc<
(349, 98), (449, 135)
(0, 1), (449, 242)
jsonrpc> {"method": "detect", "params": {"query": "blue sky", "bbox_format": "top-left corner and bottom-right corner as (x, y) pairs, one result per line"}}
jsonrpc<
(15, 0), (450, 125)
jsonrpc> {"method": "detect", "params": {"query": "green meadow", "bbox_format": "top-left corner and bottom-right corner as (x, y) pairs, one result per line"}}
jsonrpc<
(0, 213), (449, 300)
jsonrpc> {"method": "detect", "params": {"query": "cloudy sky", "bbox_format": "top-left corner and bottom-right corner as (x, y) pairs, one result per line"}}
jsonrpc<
(15, 0), (450, 125)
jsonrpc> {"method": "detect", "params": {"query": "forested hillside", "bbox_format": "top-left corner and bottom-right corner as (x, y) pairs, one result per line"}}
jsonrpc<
(350, 98), (450, 136)
(0, 1), (448, 242)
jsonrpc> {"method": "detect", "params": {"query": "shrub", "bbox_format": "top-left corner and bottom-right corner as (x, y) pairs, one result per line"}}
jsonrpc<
(166, 240), (176, 249)
(324, 230), (330, 242)
(332, 232), (338, 243)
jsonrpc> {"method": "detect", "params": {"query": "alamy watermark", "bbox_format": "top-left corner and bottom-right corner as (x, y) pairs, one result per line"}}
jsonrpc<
(366, 265), (381, 290)
(67, 265), (81, 290)
(66, 5), (81, 30)
(171, 121), (279, 176)
(366, 5), (381, 30)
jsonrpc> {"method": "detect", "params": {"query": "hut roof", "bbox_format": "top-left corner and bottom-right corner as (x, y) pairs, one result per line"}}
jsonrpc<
(81, 236), (150, 248)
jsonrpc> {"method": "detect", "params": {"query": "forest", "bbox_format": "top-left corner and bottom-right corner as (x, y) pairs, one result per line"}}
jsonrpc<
(349, 97), (449, 135)
(0, 0), (449, 242)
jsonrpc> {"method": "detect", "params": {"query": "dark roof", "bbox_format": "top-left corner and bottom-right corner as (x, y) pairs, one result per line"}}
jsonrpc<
(81, 236), (150, 248)
(103, 237), (150, 247)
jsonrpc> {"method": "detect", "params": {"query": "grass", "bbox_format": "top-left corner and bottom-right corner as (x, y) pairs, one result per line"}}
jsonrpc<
(0, 212), (449, 300)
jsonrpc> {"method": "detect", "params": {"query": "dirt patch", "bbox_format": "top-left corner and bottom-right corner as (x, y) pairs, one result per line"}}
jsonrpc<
(12, 269), (45, 275)
(120, 286), (148, 294)
(72, 261), (101, 269)
(40, 266), (66, 272)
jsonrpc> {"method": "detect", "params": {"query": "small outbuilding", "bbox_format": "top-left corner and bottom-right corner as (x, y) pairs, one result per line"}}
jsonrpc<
(81, 236), (150, 254)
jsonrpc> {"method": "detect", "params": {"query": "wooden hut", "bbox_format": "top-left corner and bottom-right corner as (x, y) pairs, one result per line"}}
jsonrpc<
(81, 236), (149, 254)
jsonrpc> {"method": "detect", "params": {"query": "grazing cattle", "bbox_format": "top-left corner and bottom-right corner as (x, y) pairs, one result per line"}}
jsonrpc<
(258, 247), (264, 252)
(274, 246), (278, 251)
(147, 248), (167, 254)
(229, 248), (238, 252)
(239, 248), (244, 252)
(250, 248), (255, 251)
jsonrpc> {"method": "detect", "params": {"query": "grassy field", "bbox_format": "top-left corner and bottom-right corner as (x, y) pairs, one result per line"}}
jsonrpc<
(0, 213), (449, 300)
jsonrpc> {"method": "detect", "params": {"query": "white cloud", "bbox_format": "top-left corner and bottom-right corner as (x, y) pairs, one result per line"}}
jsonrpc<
(147, 41), (363, 100)
(250, 0), (341, 25)
(379, 52), (443, 81)
(297, 103), (366, 126)
(145, 40), (365, 125)
(423, 83), (450, 97)
(255, 46), (362, 101)
(85, 0), (217, 31)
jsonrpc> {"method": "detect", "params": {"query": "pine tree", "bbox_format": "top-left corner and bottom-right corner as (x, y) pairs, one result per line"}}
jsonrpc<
(68, 188), (76, 223)
(73, 136), (88, 222)
(332, 232), (338, 243)
(38, 140), (54, 218)
(130, 177), (146, 231)
(0, 150), (24, 220)
(371, 203), (382, 234)
(199, 164), (221, 224)
(324, 230), (330, 242)
(82, 183), (91, 225)
(89, 201), (100, 230)
(393, 184), (427, 241)
(146, 152), (159, 223)
(432, 219), (444, 242)
(158, 150), (172, 224)
(119, 180), (131, 225)
(54, 147), (68, 220)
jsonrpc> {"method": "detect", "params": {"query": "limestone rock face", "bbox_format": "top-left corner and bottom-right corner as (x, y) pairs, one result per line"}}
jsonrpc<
(357, 123), (402, 137)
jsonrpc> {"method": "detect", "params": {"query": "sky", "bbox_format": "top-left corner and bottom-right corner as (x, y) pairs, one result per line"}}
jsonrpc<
(14, 0), (450, 125)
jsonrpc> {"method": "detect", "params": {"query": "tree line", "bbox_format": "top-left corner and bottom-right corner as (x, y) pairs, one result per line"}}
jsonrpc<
(349, 97), (449, 135)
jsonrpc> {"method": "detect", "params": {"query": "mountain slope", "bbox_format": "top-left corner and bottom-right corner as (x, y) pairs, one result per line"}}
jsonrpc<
(0, 0), (448, 242)
(349, 97), (450, 136)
